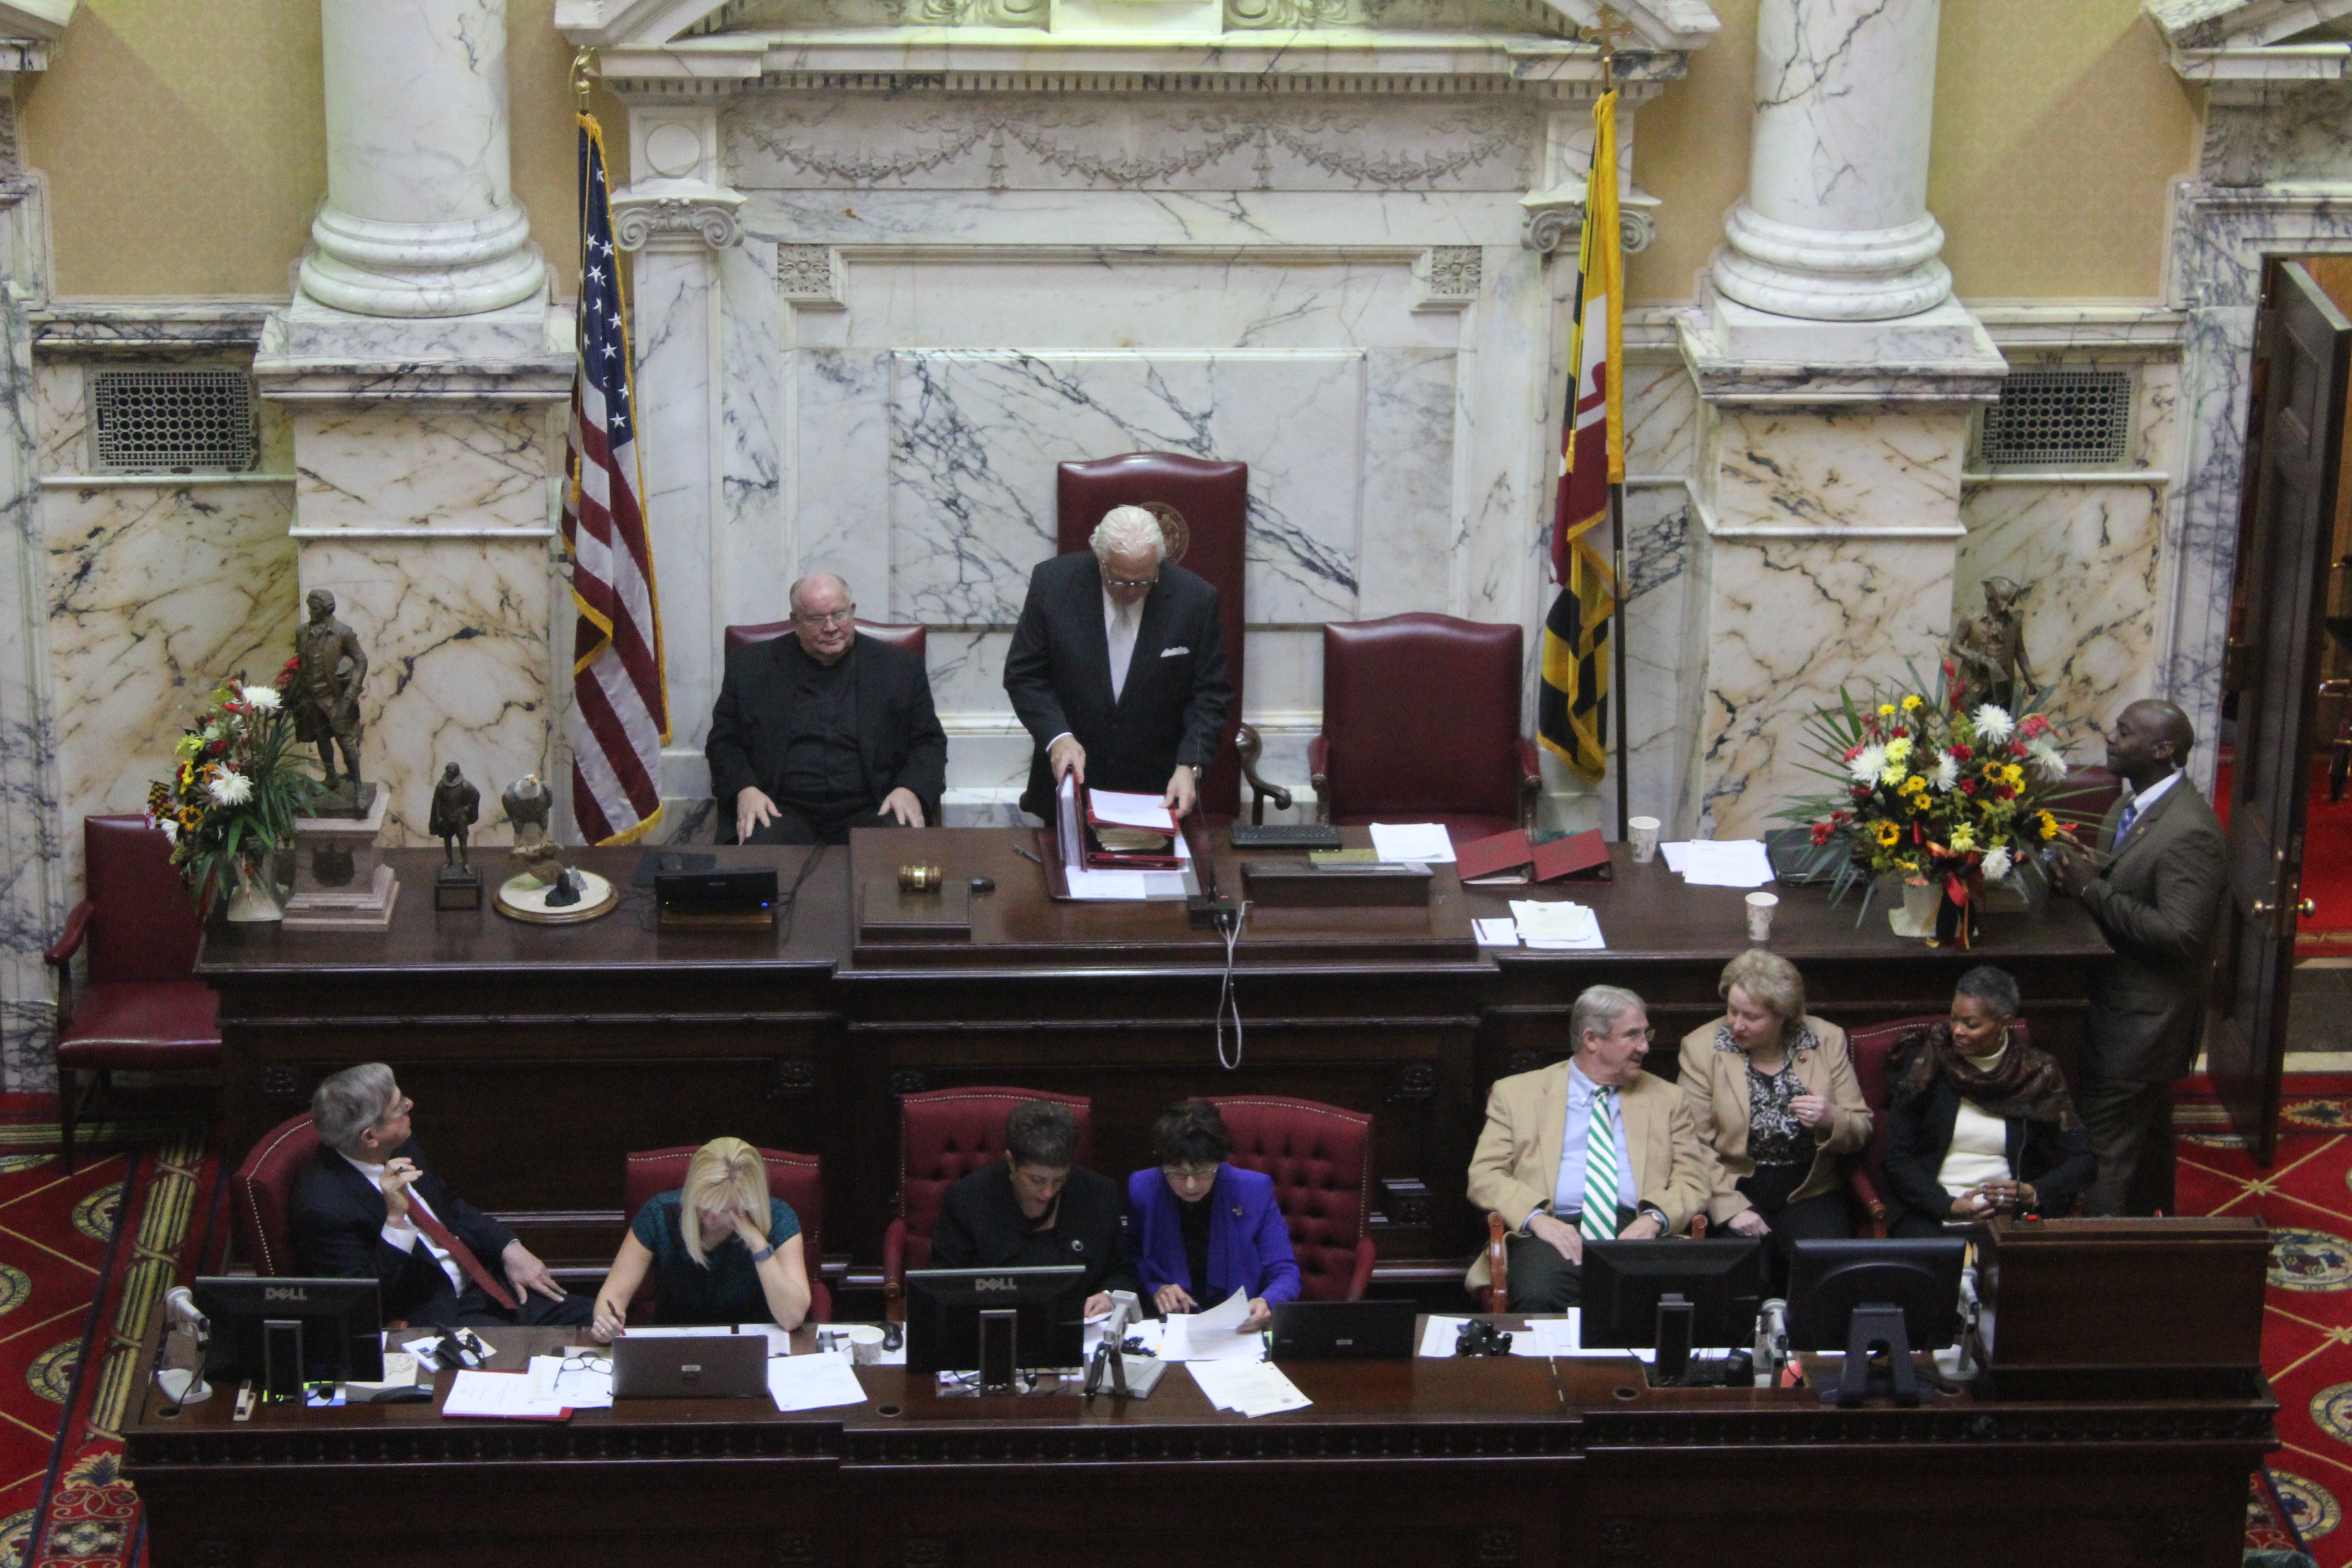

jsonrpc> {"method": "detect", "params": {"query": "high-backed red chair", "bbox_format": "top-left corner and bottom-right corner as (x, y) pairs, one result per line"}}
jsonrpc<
(715, 618), (932, 838)
(622, 1145), (832, 1323)
(1208, 1096), (1375, 1301)
(1057, 453), (1290, 823)
(1845, 1014), (2038, 1238)
(1314, 614), (1539, 845)
(881, 1086), (1093, 1319)
(231, 1112), (321, 1277)
(46, 815), (221, 1170)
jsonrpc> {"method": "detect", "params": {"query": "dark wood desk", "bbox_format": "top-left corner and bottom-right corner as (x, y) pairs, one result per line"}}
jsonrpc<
(124, 1318), (2270, 1568)
(197, 834), (2112, 1271)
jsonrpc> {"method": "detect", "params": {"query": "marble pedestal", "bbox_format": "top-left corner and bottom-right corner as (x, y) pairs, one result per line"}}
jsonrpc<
(284, 790), (400, 931)
(1674, 298), (2008, 838)
(252, 293), (573, 847)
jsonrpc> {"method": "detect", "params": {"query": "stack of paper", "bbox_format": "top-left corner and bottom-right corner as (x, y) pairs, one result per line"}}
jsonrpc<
(1056, 774), (1193, 901)
(1508, 900), (1604, 950)
(1158, 1288), (1264, 1362)
(1368, 823), (1456, 864)
(1187, 1358), (1311, 1417)
(441, 1368), (570, 1419)
(768, 1350), (869, 1412)
(527, 1354), (613, 1408)
(1662, 839), (1775, 888)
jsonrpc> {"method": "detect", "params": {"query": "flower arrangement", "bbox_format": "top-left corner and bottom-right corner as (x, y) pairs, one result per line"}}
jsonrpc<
(1777, 662), (2083, 945)
(145, 659), (319, 906)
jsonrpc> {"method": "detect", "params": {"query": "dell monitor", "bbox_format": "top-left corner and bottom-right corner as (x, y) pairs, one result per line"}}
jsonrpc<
(1785, 1237), (1966, 1407)
(904, 1265), (1087, 1392)
(1580, 1238), (1767, 1385)
(194, 1276), (384, 1400)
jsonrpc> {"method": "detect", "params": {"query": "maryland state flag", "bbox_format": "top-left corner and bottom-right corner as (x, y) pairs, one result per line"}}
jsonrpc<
(1537, 90), (1623, 784)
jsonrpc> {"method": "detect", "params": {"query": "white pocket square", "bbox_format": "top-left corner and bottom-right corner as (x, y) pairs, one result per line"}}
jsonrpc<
(1161, 646), (1189, 657)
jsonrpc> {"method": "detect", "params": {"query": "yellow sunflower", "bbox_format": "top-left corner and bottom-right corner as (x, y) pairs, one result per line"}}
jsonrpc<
(1875, 821), (1901, 847)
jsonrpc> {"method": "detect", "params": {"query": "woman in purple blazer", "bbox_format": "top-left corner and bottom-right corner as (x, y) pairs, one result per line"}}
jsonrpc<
(1127, 1100), (1302, 1330)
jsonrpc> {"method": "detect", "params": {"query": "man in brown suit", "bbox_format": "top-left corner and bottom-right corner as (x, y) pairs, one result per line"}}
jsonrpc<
(2050, 699), (2228, 1216)
(1466, 985), (1712, 1310)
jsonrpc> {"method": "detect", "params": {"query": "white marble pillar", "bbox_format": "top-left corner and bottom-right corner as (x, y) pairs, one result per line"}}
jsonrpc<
(297, 0), (545, 318)
(1712, 0), (1949, 323)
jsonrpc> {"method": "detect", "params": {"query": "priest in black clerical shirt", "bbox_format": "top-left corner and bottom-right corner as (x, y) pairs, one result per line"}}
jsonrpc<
(706, 572), (946, 844)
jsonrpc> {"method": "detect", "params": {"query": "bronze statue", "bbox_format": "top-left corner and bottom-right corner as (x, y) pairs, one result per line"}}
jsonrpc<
(1949, 577), (2040, 712)
(292, 589), (369, 805)
(430, 764), (480, 867)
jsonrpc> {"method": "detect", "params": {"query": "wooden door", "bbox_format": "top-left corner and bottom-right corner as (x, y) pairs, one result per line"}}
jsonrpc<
(2213, 262), (2352, 1160)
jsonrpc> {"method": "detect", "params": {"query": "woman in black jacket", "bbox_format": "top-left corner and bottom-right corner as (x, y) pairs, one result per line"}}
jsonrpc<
(1883, 965), (2095, 1237)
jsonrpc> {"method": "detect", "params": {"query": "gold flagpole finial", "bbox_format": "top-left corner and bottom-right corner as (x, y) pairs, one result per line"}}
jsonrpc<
(572, 47), (598, 112)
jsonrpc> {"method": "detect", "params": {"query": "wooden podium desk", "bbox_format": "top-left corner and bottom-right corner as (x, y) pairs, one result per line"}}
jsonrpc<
(123, 1318), (2271, 1568)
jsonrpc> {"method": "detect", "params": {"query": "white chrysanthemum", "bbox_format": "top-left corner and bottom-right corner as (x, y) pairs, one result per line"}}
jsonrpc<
(1848, 744), (1886, 784)
(2028, 737), (2068, 781)
(156, 818), (178, 843)
(1983, 846), (2013, 882)
(1972, 704), (2015, 745)
(206, 770), (253, 807)
(240, 685), (281, 712)
(1931, 755), (1960, 792)
(1884, 735), (1914, 764)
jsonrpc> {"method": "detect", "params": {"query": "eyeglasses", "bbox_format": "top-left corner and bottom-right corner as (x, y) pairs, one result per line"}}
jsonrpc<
(1160, 1164), (1220, 1183)
(550, 1352), (611, 1392)
(794, 608), (854, 627)
(1104, 575), (1159, 592)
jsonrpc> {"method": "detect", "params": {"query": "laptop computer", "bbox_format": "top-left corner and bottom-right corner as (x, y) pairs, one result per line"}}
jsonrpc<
(610, 1333), (769, 1399)
(1267, 1298), (1419, 1362)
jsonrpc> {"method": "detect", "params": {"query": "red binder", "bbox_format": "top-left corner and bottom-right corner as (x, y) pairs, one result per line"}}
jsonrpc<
(1455, 830), (1534, 884)
(1532, 828), (1611, 883)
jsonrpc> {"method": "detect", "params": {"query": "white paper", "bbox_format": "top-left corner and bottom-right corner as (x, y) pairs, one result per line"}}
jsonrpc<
(1473, 918), (1520, 948)
(1418, 1315), (1469, 1357)
(441, 1369), (569, 1419)
(1369, 823), (1457, 863)
(1162, 1289), (1264, 1362)
(1187, 1359), (1311, 1417)
(1545, 1311), (1657, 1362)
(1677, 839), (1775, 888)
(1088, 789), (1179, 833)
(527, 1354), (613, 1408)
(1509, 900), (1604, 949)
(768, 1350), (869, 1412)
(1660, 841), (1691, 874)
(616, 1324), (742, 1339)
(1058, 774), (1192, 901)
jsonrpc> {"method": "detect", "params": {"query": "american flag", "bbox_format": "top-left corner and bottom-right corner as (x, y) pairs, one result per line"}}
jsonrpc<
(561, 113), (668, 844)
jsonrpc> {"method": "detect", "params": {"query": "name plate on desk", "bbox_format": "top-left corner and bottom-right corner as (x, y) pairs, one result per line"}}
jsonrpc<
(861, 878), (972, 941)
(1241, 860), (1431, 908)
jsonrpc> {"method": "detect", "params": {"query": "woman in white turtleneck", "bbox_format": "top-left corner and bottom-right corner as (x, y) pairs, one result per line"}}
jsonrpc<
(1881, 965), (2096, 1238)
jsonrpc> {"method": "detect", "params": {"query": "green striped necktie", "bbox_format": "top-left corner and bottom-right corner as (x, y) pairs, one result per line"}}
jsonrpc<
(1580, 1087), (1621, 1243)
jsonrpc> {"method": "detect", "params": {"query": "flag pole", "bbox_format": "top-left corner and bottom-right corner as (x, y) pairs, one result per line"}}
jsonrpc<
(1610, 480), (1628, 839)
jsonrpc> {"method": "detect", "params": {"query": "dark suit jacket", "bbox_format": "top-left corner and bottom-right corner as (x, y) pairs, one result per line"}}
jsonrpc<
(1003, 551), (1233, 821)
(705, 634), (947, 823)
(1882, 1078), (2096, 1233)
(2078, 774), (2228, 1083)
(289, 1138), (515, 1324)
(927, 1164), (1139, 1299)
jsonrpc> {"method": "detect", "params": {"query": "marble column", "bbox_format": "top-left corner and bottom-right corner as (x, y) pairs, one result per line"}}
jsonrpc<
(298, 0), (544, 319)
(1676, 0), (2005, 840)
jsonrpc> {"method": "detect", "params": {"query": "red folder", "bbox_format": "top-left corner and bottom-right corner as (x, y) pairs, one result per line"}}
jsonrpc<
(1455, 829), (1535, 883)
(1532, 828), (1611, 883)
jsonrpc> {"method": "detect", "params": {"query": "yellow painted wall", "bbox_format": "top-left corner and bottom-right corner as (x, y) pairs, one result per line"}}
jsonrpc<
(19, 0), (621, 298)
(1629, 0), (2202, 305)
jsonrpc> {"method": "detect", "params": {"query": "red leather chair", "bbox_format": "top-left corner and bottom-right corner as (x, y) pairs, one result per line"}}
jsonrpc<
(2048, 766), (2122, 843)
(881, 1086), (1093, 1320)
(1845, 1014), (2038, 1238)
(622, 1145), (832, 1323)
(721, 618), (926, 661)
(46, 815), (221, 1171)
(1057, 453), (1290, 823)
(1207, 1095), (1375, 1301)
(231, 1112), (321, 1277)
(1314, 614), (1540, 845)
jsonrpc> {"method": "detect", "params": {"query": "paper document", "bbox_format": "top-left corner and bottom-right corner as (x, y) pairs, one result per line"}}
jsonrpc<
(1509, 900), (1603, 950)
(1163, 1289), (1265, 1362)
(1676, 839), (1775, 888)
(1660, 842), (1690, 874)
(1418, 1315), (1469, 1357)
(441, 1369), (569, 1419)
(1187, 1359), (1311, 1417)
(1057, 774), (1192, 901)
(1473, 917), (1520, 948)
(768, 1350), (868, 1413)
(617, 1323), (744, 1339)
(1543, 1311), (1657, 1362)
(1088, 789), (1179, 833)
(1369, 823), (1457, 864)
(527, 1354), (613, 1408)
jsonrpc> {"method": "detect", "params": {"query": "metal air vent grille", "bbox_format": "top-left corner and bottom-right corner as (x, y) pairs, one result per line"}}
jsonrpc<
(1976, 368), (2132, 469)
(91, 368), (256, 473)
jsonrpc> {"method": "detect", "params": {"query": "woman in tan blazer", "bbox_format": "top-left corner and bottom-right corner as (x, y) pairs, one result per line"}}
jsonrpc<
(1677, 950), (1870, 1274)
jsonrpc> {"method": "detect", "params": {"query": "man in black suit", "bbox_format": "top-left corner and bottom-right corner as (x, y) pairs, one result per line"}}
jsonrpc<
(1003, 506), (1233, 821)
(706, 572), (947, 844)
(290, 1063), (591, 1328)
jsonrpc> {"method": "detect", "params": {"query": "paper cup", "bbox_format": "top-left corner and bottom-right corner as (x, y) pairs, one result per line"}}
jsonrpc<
(1745, 891), (1779, 942)
(843, 1324), (887, 1364)
(1628, 816), (1662, 863)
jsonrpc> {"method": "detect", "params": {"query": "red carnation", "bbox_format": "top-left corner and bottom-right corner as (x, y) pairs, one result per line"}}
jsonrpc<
(1950, 743), (1971, 760)
(1811, 822), (1833, 846)
(1960, 778), (1978, 794)
(1842, 743), (1863, 763)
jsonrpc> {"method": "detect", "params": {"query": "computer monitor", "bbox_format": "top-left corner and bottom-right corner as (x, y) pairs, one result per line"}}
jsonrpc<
(1580, 1238), (1767, 1385)
(1785, 1237), (1967, 1407)
(194, 1276), (384, 1399)
(903, 1265), (1087, 1391)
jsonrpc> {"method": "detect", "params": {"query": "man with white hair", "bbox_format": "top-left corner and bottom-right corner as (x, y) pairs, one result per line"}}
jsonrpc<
(707, 571), (946, 844)
(1003, 505), (1233, 821)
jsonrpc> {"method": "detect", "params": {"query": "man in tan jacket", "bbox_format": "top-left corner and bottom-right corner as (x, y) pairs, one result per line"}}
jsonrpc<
(1466, 985), (1712, 1310)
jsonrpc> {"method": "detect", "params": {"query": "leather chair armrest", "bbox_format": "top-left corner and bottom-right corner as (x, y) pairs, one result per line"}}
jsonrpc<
(1235, 724), (1293, 826)
(1688, 1213), (1708, 1240)
(1849, 1168), (1888, 1240)
(1514, 737), (1541, 831)
(46, 901), (93, 969)
(1308, 735), (1331, 826)
(1346, 1235), (1376, 1303)
(882, 1218), (906, 1323)
(1484, 1210), (1509, 1314)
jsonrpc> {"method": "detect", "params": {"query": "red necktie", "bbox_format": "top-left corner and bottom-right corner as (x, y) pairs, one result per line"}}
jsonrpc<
(404, 1198), (519, 1312)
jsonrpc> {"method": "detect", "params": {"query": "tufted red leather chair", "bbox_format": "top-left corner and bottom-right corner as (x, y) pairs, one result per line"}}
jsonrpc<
(1207, 1095), (1376, 1302)
(1313, 614), (1539, 846)
(1845, 1014), (2038, 1238)
(46, 815), (221, 1171)
(722, 618), (927, 662)
(622, 1146), (832, 1323)
(882, 1086), (1094, 1320)
(1057, 453), (1289, 823)
(231, 1112), (321, 1277)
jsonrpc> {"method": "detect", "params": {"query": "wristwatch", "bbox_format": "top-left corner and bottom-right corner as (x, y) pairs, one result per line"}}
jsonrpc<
(749, 1241), (778, 1264)
(1637, 1204), (1670, 1231)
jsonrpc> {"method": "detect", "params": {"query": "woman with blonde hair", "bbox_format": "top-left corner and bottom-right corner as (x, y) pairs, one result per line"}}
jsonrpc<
(592, 1137), (810, 1338)
(1677, 949), (1870, 1274)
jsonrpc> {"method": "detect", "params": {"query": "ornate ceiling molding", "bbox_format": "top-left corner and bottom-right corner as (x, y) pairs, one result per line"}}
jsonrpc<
(2145, 0), (2352, 79)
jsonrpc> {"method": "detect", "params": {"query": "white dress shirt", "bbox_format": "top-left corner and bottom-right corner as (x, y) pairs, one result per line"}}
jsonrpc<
(2113, 769), (2180, 844)
(341, 1149), (464, 1293)
(1552, 1063), (1638, 1218)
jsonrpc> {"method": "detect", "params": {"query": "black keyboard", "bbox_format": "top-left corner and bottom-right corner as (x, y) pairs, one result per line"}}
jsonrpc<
(1229, 823), (1345, 850)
